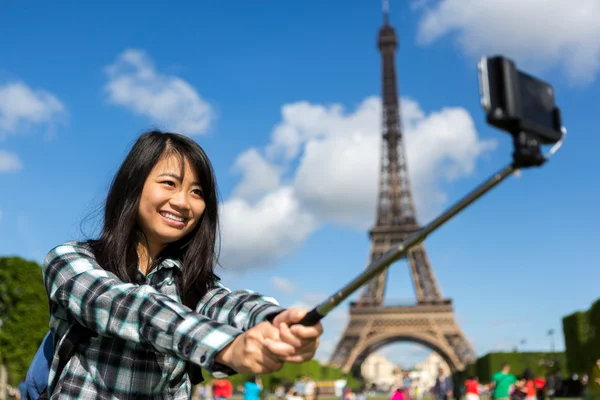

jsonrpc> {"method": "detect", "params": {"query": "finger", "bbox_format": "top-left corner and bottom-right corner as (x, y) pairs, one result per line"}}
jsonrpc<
(257, 347), (284, 373)
(290, 323), (323, 338)
(256, 320), (281, 339)
(280, 349), (318, 364)
(278, 323), (303, 348)
(296, 339), (319, 354)
(264, 338), (296, 358)
(281, 338), (319, 363)
(273, 308), (309, 326)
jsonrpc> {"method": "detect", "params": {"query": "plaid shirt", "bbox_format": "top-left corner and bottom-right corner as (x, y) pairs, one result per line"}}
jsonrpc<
(43, 241), (284, 399)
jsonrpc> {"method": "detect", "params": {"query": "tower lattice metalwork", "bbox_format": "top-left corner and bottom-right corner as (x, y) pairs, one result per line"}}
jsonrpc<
(327, 3), (476, 374)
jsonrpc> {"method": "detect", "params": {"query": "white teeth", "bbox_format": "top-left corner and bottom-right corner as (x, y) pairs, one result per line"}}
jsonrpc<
(162, 212), (184, 222)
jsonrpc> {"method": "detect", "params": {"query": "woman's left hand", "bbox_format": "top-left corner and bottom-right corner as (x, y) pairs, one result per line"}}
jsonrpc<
(271, 308), (324, 363)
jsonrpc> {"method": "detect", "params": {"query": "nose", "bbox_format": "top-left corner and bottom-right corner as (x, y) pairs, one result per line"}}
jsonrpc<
(169, 189), (191, 212)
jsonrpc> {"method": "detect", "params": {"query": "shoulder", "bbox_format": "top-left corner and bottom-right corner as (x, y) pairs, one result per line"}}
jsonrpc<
(43, 240), (97, 268)
(44, 240), (95, 264)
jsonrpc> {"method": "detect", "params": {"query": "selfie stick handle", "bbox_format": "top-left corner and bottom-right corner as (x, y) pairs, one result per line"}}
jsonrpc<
(297, 162), (517, 326)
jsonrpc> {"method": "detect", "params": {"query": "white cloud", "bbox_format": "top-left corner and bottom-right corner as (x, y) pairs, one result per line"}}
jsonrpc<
(293, 98), (495, 227)
(0, 81), (66, 138)
(219, 187), (317, 269)
(219, 96), (495, 270)
(0, 150), (22, 172)
(232, 149), (282, 200)
(105, 49), (214, 135)
(271, 276), (297, 294)
(415, 0), (600, 84)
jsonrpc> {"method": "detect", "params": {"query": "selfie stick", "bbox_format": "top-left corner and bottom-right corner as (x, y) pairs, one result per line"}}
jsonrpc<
(297, 129), (565, 327)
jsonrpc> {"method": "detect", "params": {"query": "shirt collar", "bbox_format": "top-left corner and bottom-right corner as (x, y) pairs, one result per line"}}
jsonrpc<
(157, 258), (182, 271)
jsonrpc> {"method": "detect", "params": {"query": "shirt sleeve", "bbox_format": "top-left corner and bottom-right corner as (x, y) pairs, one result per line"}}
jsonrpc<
(43, 242), (256, 374)
(195, 281), (285, 331)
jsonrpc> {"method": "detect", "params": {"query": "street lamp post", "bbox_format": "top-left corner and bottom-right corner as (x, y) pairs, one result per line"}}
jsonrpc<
(548, 329), (555, 353)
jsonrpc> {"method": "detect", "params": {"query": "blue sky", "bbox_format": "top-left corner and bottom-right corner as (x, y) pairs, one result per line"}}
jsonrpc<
(1, 0), (599, 369)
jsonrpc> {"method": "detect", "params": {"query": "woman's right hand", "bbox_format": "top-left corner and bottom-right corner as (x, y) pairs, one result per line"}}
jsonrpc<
(214, 321), (295, 374)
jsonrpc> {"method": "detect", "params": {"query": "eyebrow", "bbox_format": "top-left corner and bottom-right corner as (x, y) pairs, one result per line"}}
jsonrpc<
(158, 172), (200, 186)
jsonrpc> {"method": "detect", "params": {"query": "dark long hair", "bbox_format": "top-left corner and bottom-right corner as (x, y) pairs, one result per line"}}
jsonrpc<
(89, 130), (220, 308)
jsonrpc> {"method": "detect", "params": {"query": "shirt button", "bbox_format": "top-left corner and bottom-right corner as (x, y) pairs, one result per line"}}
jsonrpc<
(200, 355), (206, 363)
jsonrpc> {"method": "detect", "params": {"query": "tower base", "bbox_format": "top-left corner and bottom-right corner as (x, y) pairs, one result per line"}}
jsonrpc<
(328, 302), (476, 374)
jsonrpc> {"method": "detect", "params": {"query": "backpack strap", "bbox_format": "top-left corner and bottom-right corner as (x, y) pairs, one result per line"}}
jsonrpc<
(47, 324), (96, 396)
(187, 363), (204, 385)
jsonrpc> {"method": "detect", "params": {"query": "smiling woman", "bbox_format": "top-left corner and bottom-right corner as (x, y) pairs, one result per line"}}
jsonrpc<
(33, 130), (324, 400)
(136, 152), (208, 274)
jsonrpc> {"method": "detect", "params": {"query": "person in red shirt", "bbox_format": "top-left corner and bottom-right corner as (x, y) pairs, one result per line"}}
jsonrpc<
(523, 369), (537, 400)
(465, 376), (480, 400)
(534, 377), (546, 400)
(213, 379), (233, 400)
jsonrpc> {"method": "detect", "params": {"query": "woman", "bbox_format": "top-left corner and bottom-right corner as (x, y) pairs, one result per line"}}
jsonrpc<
(43, 131), (323, 399)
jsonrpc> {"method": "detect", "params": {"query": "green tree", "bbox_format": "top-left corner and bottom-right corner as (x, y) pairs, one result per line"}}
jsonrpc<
(0, 257), (50, 386)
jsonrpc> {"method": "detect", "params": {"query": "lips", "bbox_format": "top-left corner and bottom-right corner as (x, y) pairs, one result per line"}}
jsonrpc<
(159, 211), (186, 228)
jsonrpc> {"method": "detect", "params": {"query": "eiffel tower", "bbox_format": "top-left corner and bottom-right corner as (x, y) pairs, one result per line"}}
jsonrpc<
(327, 2), (476, 375)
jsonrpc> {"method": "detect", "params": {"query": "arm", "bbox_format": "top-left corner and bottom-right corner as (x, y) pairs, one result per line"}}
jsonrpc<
(43, 242), (244, 374)
(196, 282), (285, 330)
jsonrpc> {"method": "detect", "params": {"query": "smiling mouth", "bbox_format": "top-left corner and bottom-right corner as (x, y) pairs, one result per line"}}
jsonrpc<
(160, 211), (186, 223)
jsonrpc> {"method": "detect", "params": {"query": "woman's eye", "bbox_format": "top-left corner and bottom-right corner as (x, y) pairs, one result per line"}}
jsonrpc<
(161, 180), (176, 187)
(192, 189), (204, 197)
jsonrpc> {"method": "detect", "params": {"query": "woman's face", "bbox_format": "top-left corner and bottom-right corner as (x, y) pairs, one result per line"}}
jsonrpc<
(137, 153), (206, 253)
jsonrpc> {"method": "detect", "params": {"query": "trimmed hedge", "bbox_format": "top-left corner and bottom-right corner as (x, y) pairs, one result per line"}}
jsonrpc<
(562, 298), (600, 396)
(562, 310), (591, 375)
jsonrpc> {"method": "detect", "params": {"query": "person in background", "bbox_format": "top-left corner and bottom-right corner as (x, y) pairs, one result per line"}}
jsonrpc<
(356, 386), (366, 400)
(286, 386), (304, 400)
(294, 375), (306, 399)
(521, 369), (537, 400)
(244, 376), (262, 400)
(403, 372), (413, 393)
(275, 385), (286, 400)
(304, 374), (317, 400)
(213, 379), (233, 400)
(534, 376), (545, 400)
(491, 363), (518, 400)
(391, 387), (406, 400)
(343, 387), (354, 400)
(464, 376), (480, 400)
(17, 377), (27, 400)
(414, 380), (424, 400)
(545, 368), (562, 400)
(433, 367), (454, 400)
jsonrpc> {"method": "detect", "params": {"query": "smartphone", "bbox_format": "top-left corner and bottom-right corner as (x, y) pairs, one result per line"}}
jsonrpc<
(478, 56), (563, 144)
